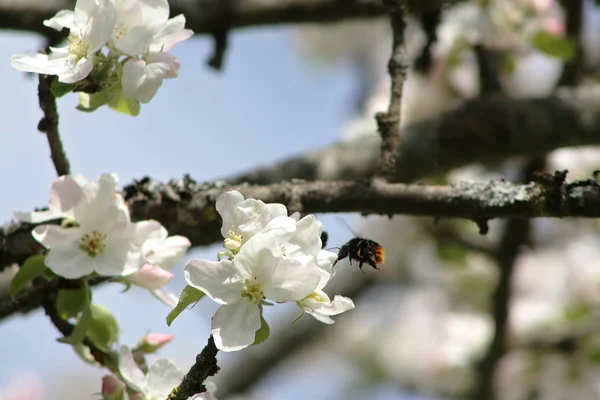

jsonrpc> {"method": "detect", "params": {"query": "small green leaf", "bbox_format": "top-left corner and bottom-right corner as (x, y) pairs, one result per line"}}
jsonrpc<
(57, 286), (88, 320)
(166, 285), (205, 326)
(10, 254), (47, 296)
(86, 304), (120, 352)
(51, 79), (76, 98)
(108, 92), (140, 116)
(77, 90), (114, 112)
(72, 343), (97, 365)
(531, 30), (575, 61)
(58, 283), (91, 346)
(252, 315), (270, 346)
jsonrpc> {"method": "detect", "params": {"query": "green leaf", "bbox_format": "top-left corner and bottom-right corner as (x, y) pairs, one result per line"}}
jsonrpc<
(252, 315), (270, 346)
(58, 283), (91, 346)
(166, 285), (205, 326)
(51, 79), (76, 98)
(10, 254), (47, 296)
(72, 343), (97, 365)
(86, 304), (120, 352)
(531, 30), (576, 61)
(57, 286), (88, 320)
(108, 92), (140, 116)
(77, 90), (115, 112)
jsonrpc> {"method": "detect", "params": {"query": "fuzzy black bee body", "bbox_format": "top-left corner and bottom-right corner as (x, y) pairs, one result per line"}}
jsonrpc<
(334, 237), (385, 271)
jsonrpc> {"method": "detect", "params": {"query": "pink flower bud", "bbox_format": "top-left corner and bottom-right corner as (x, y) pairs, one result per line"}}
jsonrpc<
(133, 332), (175, 354)
(101, 375), (126, 400)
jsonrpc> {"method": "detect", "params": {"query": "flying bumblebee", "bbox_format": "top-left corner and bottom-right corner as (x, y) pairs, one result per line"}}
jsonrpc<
(333, 237), (385, 271)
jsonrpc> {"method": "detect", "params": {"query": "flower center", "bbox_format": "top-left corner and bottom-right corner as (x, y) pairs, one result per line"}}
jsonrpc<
(306, 291), (327, 303)
(113, 25), (129, 40)
(67, 33), (89, 59)
(79, 231), (107, 257)
(241, 278), (264, 304)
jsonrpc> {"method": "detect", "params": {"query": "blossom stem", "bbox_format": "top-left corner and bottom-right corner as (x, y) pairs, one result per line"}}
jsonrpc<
(37, 74), (71, 177)
(166, 335), (220, 400)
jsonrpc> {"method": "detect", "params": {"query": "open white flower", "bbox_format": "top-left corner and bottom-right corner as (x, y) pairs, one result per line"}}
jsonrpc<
(185, 233), (322, 351)
(11, 0), (117, 83)
(299, 269), (355, 324)
(32, 173), (163, 279)
(118, 346), (183, 400)
(14, 173), (87, 223)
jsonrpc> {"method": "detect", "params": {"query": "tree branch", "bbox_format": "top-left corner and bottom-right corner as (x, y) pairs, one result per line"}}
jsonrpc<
(227, 85), (600, 185)
(167, 335), (219, 400)
(38, 74), (70, 177)
(5, 171), (600, 319)
(0, 0), (451, 38)
(376, 2), (408, 178)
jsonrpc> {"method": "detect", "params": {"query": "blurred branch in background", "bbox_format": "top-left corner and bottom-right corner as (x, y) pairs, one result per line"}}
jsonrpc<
(0, 0), (453, 40)
(228, 85), (600, 185)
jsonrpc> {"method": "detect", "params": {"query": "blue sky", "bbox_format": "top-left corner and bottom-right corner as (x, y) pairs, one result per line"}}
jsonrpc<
(0, 26), (424, 400)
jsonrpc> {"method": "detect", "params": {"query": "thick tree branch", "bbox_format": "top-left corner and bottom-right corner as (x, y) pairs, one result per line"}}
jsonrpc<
(0, 0), (450, 38)
(5, 171), (600, 319)
(38, 74), (70, 177)
(167, 335), (219, 400)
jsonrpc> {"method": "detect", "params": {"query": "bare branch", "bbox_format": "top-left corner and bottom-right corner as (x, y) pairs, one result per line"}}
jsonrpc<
(0, 0), (451, 38)
(167, 336), (219, 400)
(37, 74), (70, 176)
(228, 86), (600, 185)
(376, 2), (408, 178)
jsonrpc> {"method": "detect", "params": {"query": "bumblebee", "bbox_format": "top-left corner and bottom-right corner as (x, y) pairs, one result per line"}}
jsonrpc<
(333, 237), (385, 271)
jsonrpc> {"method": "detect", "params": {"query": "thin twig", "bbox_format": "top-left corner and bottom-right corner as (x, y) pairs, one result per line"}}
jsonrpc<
(167, 335), (220, 400)
(376, 2), (408, 179)
(37, 74), (70, 176)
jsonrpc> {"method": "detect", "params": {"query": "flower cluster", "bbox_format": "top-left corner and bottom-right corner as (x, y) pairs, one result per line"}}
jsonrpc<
(101, 342), (218, 400)
(184, 191), (354, 352)
(10, 0), (192, 115)
(15, 173), (189, 302)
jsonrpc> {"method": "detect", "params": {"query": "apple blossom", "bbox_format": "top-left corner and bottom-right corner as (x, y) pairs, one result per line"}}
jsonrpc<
(133, 333), (174, 354)
(10, 0), (117, 83)
(185, 233), (322, 351)
(31, 173), (163, 279)
(118, 346), (183, 400)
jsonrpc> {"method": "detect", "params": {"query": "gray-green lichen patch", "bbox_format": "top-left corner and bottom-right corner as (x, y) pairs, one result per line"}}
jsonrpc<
(450, 180), (538, 207)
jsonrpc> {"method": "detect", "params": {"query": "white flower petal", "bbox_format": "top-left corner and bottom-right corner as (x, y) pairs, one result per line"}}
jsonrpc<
(146, 358), (183, 398)
(151, 289), (179, 308)
(284, 215), (322, 264)
(14, 210), (58, 224)
(118, 346), (146, 392)
(316, 249), (338, 276)
(184, 259), (243, 304)
(81, 0), (117, 52)
(146, 51), (180, 78)
(234, 233), (281, 282)
(45, 243), (96, 279)
(212, 300), (261, 352)
(57, 56), (94, 83)
(97, 225), (146, 276)
(33, 225), (81, 249)
(43, 10), (75, 31)
(127, 263), (173, 289)
(306, 309), (335, 324)
(10, 53), (71, 76)
(73, 173), (121, 231)
(265, 259), (321, 302)
(122, 59), (146, 98)
(261, 216), (297, 244)
(145, 235), (191, 271)
(216, 190), (245, 238)
(149, 14), (193, 52)
(48, 174), (86, 217)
